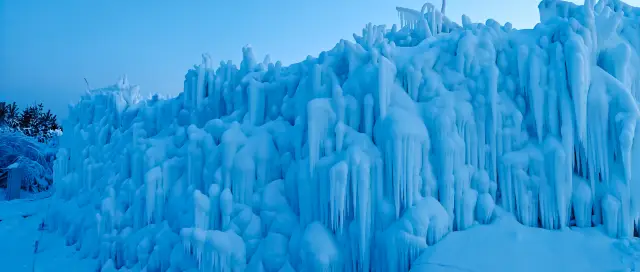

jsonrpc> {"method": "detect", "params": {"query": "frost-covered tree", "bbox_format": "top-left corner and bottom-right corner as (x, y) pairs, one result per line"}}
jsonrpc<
(4, 102), (20, 129)
(18, 104), (38, 135)
(0, 102), (61, 142)
(40, 110), (60, 135)
(0, 102), (6, 126)
(0, 131), (53, 193)
(0, 102), (61, 197)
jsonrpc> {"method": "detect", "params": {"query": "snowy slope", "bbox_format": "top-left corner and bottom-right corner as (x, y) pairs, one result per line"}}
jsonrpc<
(48, 0), (640, 271)
(410, 208), (640, 272)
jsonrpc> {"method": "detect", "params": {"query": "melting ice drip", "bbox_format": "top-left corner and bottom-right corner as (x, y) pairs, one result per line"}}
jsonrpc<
(48, 0), (640, 271)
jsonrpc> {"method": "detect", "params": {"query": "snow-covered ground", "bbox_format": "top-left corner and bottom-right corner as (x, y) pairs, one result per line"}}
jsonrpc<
(0, 195), (97, 272)
(412, 208), (640, 272)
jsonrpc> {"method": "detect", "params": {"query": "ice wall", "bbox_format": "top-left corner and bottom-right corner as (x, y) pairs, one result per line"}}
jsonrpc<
(48, 0), (640, 271)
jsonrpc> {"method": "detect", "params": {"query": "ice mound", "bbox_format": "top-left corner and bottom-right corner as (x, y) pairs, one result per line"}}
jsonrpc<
(48, 0), (640, 271)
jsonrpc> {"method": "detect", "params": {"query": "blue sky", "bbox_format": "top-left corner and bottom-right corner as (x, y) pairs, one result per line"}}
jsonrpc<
(1, 0), (629, 117)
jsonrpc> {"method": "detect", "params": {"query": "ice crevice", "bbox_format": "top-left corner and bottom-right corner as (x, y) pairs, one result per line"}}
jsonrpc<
(48, 0), (640, 271)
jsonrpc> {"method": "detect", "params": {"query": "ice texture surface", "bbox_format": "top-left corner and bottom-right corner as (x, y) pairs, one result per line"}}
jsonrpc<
(47, 0), (640, 271)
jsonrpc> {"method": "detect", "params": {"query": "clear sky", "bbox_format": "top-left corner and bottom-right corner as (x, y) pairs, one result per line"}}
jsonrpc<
(1, 0), (637, 117)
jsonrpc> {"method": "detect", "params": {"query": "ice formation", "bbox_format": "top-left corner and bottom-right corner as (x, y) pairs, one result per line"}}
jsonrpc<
(48, 0), (640, 271)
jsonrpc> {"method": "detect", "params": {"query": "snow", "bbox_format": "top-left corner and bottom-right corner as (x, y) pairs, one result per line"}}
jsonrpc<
(410, 208), (640, 272)
(28, 0), (640, 271)
(0, 197), (97, 272)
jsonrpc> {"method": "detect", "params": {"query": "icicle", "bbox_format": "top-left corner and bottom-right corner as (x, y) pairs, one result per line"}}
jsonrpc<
(377, 56), (396, 119)
(602, 194), (621, 237)
(329, 161), (349, 233)
(565, 32), (590, 145)
(375, 107), (429, 218)
(208, 184), (222, 230)
(194, 190), (211, 230)
(363, 94), (374, 137)
(573, 177), (592, 227)
(307, 98), (337, 177)
(248, 80), (266, 126)
(145, 166), (162, 225)
(529, 49), (546, 142)
(355, 157), (372, 271)
(220, 123), (246, 190)
(231, 146), (256, 205)
(196, 55), (207, 108)
(220, 189), (233, 229)
(335, 122), (346, 153)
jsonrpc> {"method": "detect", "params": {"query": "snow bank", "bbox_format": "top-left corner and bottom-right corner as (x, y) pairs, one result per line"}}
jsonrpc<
(48, 0), (640, 271)
(410, 208), (637, 272)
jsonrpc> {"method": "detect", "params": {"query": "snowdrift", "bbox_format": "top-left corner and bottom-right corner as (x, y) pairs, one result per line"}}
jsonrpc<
(49, 0), (640, 271)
